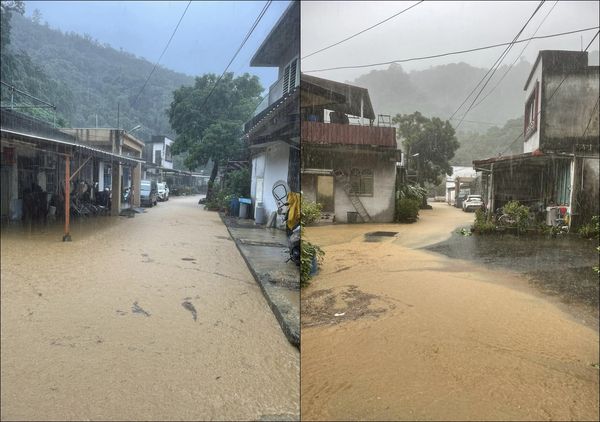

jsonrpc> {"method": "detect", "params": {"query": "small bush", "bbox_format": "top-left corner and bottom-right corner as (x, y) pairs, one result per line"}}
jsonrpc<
(502, 200), (531, 233)
(472, 208), (496, 234)
(395, 198), (420, 223)
(578, 215), (599, 239)
(301, 199), (322, 226)
(301, 240), (324, 286)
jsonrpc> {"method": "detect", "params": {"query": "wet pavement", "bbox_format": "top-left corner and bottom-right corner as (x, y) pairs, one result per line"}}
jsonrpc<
(1, 195), (299, 421)
(221, 215), (300, 347)
(301, 203), (599, 421)
(426, 230), (600, 309)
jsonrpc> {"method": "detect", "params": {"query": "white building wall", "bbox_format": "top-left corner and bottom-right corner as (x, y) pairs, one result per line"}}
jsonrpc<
(333, 162), (396, 223)
(262, 142), (290, 218)
(251, 152), (266, 215)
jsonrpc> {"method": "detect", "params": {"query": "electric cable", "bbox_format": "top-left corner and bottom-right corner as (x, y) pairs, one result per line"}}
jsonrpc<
(196, 0), (272, 112)
(302, 0), (424, 60)
(302, 26), (598, 73)
(472, 0), (559, 110)
(132, 1), (192, 107)
(451, 0), (546, 129)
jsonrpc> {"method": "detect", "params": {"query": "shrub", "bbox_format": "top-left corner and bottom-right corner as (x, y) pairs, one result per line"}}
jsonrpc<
(472, 208), (496, 234)
(502, 200), (531, 233)
(578, 215), (599, 239)
(223, 168), (250, 198)
(395, 198), (420, 223)
(301, 199), (322, 226)
(398, 183), (427, 201)
(300, 240), (324, 286)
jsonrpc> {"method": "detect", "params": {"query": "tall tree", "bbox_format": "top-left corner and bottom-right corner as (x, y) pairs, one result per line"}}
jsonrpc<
(0, 0), (24, 52)
(168, 72), (262, 200)
(393, 111), (460, 207)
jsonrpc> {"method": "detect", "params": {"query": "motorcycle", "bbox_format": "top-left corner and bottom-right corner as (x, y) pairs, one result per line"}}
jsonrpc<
(272, 182), (301, 266)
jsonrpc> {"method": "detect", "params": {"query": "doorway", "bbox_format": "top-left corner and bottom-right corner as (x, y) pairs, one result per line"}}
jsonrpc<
(316, 175), (334, 212)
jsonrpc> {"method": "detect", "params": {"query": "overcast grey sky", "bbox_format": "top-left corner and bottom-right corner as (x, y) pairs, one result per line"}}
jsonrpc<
(24, 1), (292, 92)
(301, 1), (600, 82)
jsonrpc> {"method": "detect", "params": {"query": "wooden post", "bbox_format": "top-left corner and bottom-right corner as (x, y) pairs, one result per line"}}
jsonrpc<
(63, 155), (72, 241)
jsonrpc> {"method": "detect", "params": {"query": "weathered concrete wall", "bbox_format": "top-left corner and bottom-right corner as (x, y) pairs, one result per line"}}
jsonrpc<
(542, 69), (599, 153)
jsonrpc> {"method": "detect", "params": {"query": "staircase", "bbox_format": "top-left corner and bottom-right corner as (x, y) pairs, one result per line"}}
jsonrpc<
(333, 169), (372, 223)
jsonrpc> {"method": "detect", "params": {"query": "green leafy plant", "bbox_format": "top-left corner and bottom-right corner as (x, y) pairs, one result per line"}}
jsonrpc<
(578, 215), (599, 239)
(395, 197), (420, 223)
(301, 199), (322, 226)
(301, 240), (324, 286)
(501, 200), (531, 234)
(397, 183), (427, 201)
(472, 208), (496, 234)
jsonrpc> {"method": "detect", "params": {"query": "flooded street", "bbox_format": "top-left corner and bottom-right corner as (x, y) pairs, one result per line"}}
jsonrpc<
(301, 202), (599, 421)
(1, 196), (299, 421)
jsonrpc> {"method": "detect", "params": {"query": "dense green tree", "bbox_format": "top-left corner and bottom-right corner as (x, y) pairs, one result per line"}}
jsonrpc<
(393, 111), (460, 207)
(168, 72), (262, 200)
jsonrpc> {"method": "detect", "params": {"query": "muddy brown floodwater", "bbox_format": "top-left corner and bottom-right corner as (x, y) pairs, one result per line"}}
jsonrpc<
(301, 202), (599, 421)
(1, 196), (299, 421)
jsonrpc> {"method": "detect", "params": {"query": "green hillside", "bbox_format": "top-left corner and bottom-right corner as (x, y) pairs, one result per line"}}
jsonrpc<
(4, 12), (195, 140)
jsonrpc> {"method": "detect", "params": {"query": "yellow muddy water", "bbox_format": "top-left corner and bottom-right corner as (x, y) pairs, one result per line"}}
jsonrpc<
(301, 203), (599, 421)
(1, 196), (299, 421)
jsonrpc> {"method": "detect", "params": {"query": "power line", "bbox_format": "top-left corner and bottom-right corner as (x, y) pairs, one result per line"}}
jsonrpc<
(452, 1), (546, 129)
(196, 0), (272, 112)
(132, 1), (192, 107)
(584, 29), (600, 51)
(302, 26), (598, 73)
(301, 0), (424, 60)
(471, 0), (559, 110)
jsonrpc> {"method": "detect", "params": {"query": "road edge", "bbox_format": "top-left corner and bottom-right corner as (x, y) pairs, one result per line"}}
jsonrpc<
(219, 213), (300, 348)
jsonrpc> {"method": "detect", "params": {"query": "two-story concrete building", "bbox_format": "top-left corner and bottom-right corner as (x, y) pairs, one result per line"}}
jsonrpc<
(474, 50), (599, 228)
(300, 74), (400, 223)
(243, 1), (300, 225)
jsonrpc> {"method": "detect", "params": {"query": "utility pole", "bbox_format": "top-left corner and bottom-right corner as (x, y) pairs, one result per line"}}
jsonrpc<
(117, 103), (120, 130)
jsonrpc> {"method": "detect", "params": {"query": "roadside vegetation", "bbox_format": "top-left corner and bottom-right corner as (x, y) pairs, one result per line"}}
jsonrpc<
(204, 168), (250, 212)
(300, 199), (324, 286)
(395, 184), (427, 223)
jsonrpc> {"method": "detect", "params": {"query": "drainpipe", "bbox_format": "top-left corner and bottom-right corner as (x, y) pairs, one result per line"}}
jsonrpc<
(63, 156), (72, 242)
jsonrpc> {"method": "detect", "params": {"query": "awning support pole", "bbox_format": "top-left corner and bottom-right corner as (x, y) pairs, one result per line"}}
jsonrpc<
(63, 155), (72, 242)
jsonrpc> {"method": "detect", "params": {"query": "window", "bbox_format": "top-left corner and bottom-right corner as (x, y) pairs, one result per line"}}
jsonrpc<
(283, 57), (298, 96)
(349, 168), (373, 196)
(524, 81), (539, 140)
(165, 145), (172, 162)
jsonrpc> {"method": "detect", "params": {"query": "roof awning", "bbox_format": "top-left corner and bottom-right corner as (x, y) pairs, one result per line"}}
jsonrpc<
(1, 128), (145, 165)
(300, 73), (376, 120)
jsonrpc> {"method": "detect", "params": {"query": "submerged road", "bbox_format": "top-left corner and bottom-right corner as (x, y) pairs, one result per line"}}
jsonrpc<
(1, 196), (299, 421)
(301, 202), (599, 421)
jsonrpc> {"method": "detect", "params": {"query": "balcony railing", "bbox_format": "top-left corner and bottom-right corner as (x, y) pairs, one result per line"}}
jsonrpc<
(254, 77), (284, 117)
(301, 121), (397, 148)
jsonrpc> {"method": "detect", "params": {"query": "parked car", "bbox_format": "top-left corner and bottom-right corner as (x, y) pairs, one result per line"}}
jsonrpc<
(462, 195), (484, 212)
(157, 182), (169, 201)
(140, 180), (158, 207)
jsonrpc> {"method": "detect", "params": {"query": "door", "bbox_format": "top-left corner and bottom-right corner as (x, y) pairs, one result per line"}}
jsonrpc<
(316, 175), (334, 212)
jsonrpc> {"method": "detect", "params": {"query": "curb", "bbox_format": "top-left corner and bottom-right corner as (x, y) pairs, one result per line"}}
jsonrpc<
(219, 213), (300, 348)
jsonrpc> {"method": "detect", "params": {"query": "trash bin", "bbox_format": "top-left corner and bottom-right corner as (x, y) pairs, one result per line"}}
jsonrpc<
(254, 202), (266, 224)
(229, 197), (240, 217)
(347, 211), (359, 223)
(239, 198), (251, 219)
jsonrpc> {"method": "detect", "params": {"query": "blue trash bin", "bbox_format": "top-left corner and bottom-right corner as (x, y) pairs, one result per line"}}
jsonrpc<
(229, 197), (240, 216)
